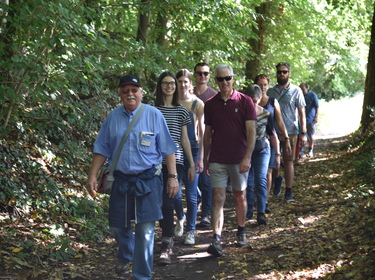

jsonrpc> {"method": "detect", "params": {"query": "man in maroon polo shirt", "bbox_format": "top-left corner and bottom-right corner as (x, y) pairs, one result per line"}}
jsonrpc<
(203, 64), (256, 257)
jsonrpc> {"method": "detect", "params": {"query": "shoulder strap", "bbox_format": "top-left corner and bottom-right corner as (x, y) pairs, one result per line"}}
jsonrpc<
(191, 98), (198, 111)
(108, 103), (145, 176)
(269, 96), (275, 106)
(278, 88), (290, 102)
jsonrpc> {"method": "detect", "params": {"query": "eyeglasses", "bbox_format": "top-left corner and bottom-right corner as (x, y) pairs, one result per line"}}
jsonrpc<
(195, 71), (209, 76)
(120, 88), (140, 94)
(277, 70), (289, 75)
(216, 76), (232, 82)
(161, 81), (176, 87)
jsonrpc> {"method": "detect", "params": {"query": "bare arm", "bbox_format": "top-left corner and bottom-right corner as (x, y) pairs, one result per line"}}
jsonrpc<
(203, 124), (212, 175)
(165, 153), (179, 198)
(86, 153), (107, 197)
(314, 107), (319, 124)
(239, 120), (256, 174)
(298, 106), (308, 147)
(269, 134), (281, 170)
(181, 125), (196, 182)
(196, 103), (205, 174)
(274, 99), (291, 155)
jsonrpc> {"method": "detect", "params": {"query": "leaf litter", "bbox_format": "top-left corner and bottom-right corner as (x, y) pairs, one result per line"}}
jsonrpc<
(1, 134), (374, 280)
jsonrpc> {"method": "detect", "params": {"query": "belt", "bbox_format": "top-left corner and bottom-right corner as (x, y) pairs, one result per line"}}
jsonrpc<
(124, 171), (144, 177)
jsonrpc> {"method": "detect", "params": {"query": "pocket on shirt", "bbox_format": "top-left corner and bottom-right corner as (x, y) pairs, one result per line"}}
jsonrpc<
(139, 133), (156, 153)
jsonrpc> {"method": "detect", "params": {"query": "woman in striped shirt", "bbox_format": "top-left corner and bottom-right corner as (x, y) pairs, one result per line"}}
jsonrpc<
(154, 71), (195, 265)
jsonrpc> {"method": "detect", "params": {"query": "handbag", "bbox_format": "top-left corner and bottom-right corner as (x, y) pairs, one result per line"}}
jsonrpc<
(97, 104), (145, 194)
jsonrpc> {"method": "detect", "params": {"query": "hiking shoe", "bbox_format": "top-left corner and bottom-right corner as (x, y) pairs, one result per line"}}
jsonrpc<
(207, 239), (223, 257)
(174, 214), (185, 237)
(246, 211), (253, 221)
(158, 237), (173, 265)
(257, 213), (267, 225)
(265, 203), (271, 214)
(285, 189), (294, 201)
(235, 233), (248, 247)
(273, 175), (283, 196)
(199, 213), (211, 228)
(184, 231), (195, 245)
(115, 261), (130, 276)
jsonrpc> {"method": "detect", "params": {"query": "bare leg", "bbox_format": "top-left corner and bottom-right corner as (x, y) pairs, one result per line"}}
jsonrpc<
(233, 189), (247, 227)
(211, 188), (226, 235)
(283, 159), (294, 189)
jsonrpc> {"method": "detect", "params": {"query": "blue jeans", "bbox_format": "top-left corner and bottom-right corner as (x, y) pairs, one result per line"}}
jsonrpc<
(180, 146), (200, 231)
(111, 221), (155, 280)
(198, 171), (212, 215)
(160, 164), (184, 237)
(247, 146), (270, 214)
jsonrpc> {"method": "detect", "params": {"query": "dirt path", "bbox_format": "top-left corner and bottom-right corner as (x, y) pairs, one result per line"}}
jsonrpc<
(3, 135), (373, 280)
(149, 136), (351, 280)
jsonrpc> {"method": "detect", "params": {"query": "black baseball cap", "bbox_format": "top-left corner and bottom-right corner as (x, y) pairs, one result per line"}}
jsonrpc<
(118, 74), (141, 87)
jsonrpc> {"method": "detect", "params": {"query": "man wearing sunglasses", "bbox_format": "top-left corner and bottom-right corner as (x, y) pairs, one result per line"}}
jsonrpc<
(267, 62), (307, 202)
(203, 64), (256, 256)
(193, 62), (218, 228)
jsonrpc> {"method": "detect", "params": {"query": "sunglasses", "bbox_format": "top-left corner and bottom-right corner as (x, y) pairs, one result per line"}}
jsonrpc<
(195, 71), (209, 76)
(277, 70), (289, 75)
(216, 76), (232, 82)
(121, 88), (140, 94)
(161, 81), (176, 87)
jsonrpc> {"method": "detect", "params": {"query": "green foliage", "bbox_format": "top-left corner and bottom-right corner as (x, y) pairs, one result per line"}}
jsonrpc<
(48, 237), (76, 261)
(0, 1), (373, 267)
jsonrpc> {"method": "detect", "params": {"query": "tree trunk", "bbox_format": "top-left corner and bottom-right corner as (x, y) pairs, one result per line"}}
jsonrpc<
(360, 4), (375, 131)
(245, 2), (269, 82)
(136, 0), (151, 44)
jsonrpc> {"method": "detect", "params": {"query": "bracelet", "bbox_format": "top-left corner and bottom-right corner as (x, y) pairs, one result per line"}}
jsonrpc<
(285, 137), (290, 140)
(275, 153), (281, 156)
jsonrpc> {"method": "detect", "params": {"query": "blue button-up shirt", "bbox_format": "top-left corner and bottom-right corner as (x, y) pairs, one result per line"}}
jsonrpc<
(93, 104), (177, 174)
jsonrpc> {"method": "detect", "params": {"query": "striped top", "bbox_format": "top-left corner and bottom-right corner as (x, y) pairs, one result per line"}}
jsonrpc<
(156, 105), (191, 166)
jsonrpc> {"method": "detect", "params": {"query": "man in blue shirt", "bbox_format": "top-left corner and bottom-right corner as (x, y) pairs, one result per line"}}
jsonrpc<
(86, 74), (178, 280)
(300, 83), (319, 158)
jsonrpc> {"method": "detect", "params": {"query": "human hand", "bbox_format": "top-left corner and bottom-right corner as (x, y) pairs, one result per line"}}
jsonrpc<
(285, 140), (292, 156)
(195, 159), (204, 174)
(300, 135), (308, 147)
(167, 178), (179, 198)
(188, 166), (196, 182)
(86, 176), (98, 198)
(239, 157), (251, 174)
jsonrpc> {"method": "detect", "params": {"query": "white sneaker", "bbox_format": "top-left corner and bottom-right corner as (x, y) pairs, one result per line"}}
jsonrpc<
(174, 214), (185, 237)
(308, 149), (314, 158)
(184, 231), (195, 245)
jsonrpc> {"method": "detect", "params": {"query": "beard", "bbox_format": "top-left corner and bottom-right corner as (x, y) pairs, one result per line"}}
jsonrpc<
(277, 78), (289, 86)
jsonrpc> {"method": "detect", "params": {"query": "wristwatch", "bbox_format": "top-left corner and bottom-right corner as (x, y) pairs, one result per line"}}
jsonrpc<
(168, 174), (178, 179)
(301, 132), (307, 135)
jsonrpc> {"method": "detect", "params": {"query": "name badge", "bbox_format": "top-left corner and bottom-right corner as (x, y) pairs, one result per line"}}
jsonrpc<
(141, 139), (151, 146)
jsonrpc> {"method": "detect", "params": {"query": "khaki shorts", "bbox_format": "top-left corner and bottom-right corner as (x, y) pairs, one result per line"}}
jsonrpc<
(208, 163), (248, 191)
(281, 134), (298, 161)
